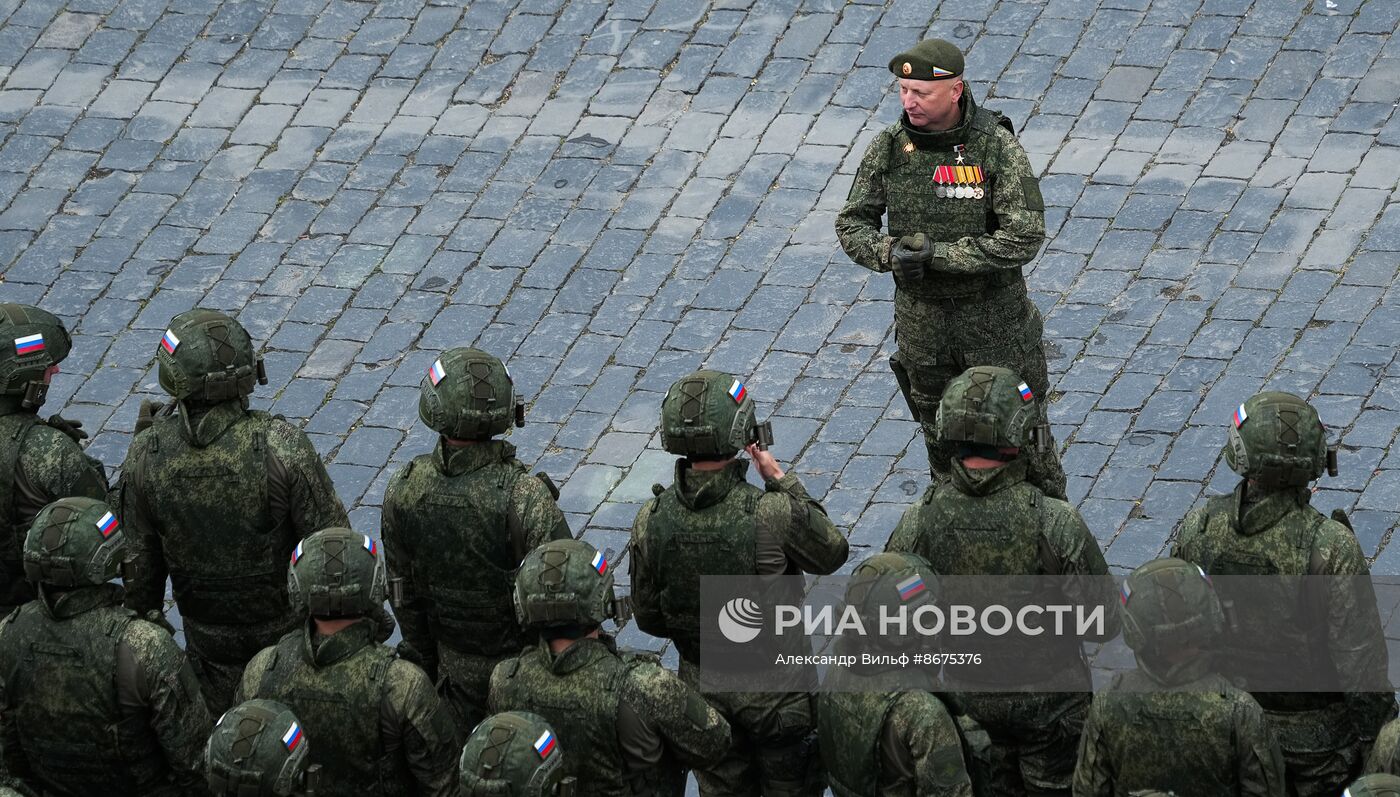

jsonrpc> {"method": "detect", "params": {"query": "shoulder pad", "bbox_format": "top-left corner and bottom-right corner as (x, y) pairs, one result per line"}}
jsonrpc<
(651, 483), (666, 497)
(499, 655), (522, 679)
(972, 107), (1015, 136)
(534, 471), (561, 500)
(619, 649), (663, 669)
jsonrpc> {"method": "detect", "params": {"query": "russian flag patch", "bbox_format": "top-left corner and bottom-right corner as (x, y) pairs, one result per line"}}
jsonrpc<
(896, 574), (925, 601)
(13, 334), (44, 356)
(281, 721), (303, 751)
(727, 379), (747, 403)
(1119, 581), (1132, 606)
(1017, 382), (1033, 402)
(533, 730), (555, 759)
(930, 66), (955, 78)
(363, 535), (377, 557)
(95, 511), (118, 539)
(160, 329), (180, 354)
(1233, 403), (1248, 427)
(429, 359), (446, 386)
(591, 550), (607, 575)
(291, 541), (304, 564)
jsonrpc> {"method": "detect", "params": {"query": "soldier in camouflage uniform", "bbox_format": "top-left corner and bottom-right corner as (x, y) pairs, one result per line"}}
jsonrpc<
(382, 347), (571, 737)
(1172, 392), (1396, 797)
(1366, 719), (1400, 774)
(119, 308), (350, 714)
(1072, 557), (1285, 796)
(0, 496), (211, 796)
(885, 366), (1117, 797)
(459, 711), (576, 797)
(630, 370), (849, 797)
(1347, 775), (1400, 797)
(0, 304), (109, 616)
(206, 699), (318, 796)
(834, 39), (1065, 500)
(817, 552), (975, 797)
(235, 527), (458, 796)
(490, 538), (733, 796)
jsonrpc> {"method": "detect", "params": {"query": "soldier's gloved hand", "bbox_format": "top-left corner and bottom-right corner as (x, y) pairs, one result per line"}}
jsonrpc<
(891, 233), (932, 282)
(134, 399), (167, 434)
(45, 414), (88, 443)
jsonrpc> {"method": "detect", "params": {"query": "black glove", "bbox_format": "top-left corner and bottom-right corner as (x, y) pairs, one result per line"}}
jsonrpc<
(45, 414), (88, 443)
(891, 233), (932, 282)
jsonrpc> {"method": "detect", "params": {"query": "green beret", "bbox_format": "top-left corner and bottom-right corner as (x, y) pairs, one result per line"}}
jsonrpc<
(889, 39), (964, 81)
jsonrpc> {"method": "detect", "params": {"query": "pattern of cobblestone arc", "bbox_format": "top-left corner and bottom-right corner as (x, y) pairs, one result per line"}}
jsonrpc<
(1, 0), (1399, 669)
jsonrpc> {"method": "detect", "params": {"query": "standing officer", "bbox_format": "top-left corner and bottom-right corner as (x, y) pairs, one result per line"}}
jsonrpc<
(0, 496), (211, 796)
(886, 366), (1117, 797)
(834, 38), (1064, 499)
(490, 539), (732, 796)
(1172, 392), (1396, 797)
(1073, 557), (1285, 796)
(382, 347), (571, 736)
(235, 527), (458, 796)
(118, 308), (350, 714)
(0, 304), (108, 615)
(630, 370), (849, 797)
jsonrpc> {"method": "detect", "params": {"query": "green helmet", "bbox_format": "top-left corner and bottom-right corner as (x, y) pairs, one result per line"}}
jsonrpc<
(1346, 775), (1400, 797)
(660, 370), (758, 459)
(0, 303), (72, 410)
(22, 497), (126, 588)
(206, 699), (312, 797)
(513, 539), (618, 630)
(1222, 391), (1333, 489)
(419, 347), (523, 440)
(1119, 558), (1224, 659)
(459, 712), (567, 797)
(156, 308), (266, 403)
(288, 528), (388, 619)
(934, 366), (1044, 449)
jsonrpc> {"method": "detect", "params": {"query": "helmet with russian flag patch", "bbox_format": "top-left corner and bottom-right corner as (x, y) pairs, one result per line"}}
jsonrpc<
(0, 303), (72, 410)
(933, 366), (1042, 450)
(205, 699), (313, 796)
(1222, 391), (1331, 489)
(1119, 557), (1224, 662)
(22, 497), (126, 588)
(459, 711), (567, 797)
(418, 347), (522, 440)
(514, 539), (618, 630)
(660, 370), (758, 459)
(1345, 775), (1400, 797)
(844, 552), (938, 653)
(157, 308), (266, 404)
(287, 528), (388, 619)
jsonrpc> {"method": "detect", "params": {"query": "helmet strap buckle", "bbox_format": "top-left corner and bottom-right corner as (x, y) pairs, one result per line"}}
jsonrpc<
(21, 380), (46, 410)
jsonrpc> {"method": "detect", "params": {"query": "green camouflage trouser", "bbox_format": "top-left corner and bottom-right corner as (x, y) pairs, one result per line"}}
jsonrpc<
(957, 690), (1088, 797)
(1269, 702), (1360, 797)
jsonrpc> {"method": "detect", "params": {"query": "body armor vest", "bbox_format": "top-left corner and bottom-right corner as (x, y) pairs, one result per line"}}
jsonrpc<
(256, 632), (409, 797)
(884, 107), (1021, 300)
(0, 601), (169, 795)
(389, 452), (526, 657)
(0, 413), (39, 607)
(817, 689), (901, 797)
(137, 411), (288, 626)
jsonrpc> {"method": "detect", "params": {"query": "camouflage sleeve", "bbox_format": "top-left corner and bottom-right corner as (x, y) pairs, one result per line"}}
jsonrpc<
(1366, 719), (1400, 774)
(1316, 523), (1397, 740)
(15, 425), (109, 508)
(232, 646), (275, 705)
(511, 472), (572, 551)
(758, 474), (848, 575)
(1045, 502), (1120, 642)
(1168, 506), (1208, 562)
(382, 660), (459, 797)
(628, 502), (669, 638)
(267, 420), (350, 537)
(123, 621), (214, 790)
(1069, 695), (1113, 797)
(834, 129), (895, 274)
(936, 127), (1045, 275)
(1233, 694), (1286, 797)
(886, 693), (974, 797)
(117, 438), (170, 617)
(621, 662), (731, 767)
(885, 502), (923, 554)
(0, 613), (32, 782)
(380, 473), (438, 680)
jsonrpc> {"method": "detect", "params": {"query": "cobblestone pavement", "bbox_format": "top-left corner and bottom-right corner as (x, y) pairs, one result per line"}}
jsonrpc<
(1, 0), (1399, 666)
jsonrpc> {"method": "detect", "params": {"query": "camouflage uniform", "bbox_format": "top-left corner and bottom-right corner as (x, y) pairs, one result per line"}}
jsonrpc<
(885, 367), (1117, 797)
(235, 528), (458, 797)
(1172, 393), (1396, 797)
(490, 539), (733, 796)
(0, 497), (212, 796)
(834, 43), (1063, 500)
(119, 309), (349, 715)
(1072, 558), (1285, 796)
(383, 348), (571, 736)
(816, 553), (974, 797)
(630, 371), (848, 796)
(205, 699), (317, 796)
(0, 304), (109, 615)
(1366, 719), (1400, 775)
(1348, 774), (1400, 796)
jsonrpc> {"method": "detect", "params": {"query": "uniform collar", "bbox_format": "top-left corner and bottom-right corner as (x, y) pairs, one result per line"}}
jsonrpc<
(543, 634), (617, 675)
(1232, 482), (1310, 537)
(304, 618), (376, 667)
(948, 456), (1029, 497)
(39, 583), (124, 620)
(177, 400), (247, 448)
(433, 438), (515, 477)
(675, 458), (748, 510)
(1134, 651), (1215, 687)
(900, 91), (976, 150)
